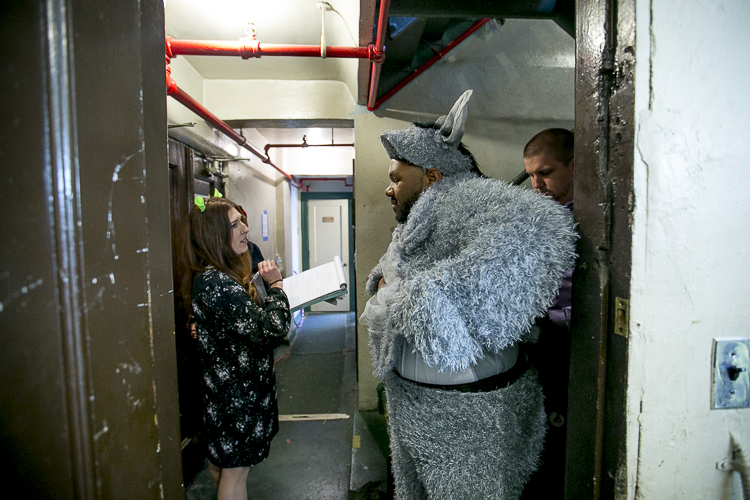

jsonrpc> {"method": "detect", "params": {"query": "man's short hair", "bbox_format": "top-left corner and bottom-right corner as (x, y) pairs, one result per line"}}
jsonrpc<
(523, 128), (574, 165)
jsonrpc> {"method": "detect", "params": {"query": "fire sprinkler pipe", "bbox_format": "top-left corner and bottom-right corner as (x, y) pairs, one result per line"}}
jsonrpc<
(366, 0), (391, 111)
(167, 37), (373, 60)
(165, 68), (304, 190)
(264, 140), (354, 155)
(369, 18), (490, 111)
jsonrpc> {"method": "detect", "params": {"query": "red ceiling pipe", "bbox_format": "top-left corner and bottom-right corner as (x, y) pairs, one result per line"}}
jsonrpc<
(166, 68), (304, 190)
(366, 0), (391, 111)
(168, 37), (372, 59)
(264, 142), (354, 155)
(369, 18), (490, 111)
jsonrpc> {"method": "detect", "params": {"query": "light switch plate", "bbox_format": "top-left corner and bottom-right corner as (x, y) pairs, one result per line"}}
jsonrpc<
(712, 338), (750, 409)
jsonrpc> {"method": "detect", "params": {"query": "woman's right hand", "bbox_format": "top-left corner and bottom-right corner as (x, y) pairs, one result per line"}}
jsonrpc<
(258, 259), (283, 289)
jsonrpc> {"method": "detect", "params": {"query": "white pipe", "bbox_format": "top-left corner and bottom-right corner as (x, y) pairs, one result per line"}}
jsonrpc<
(317, 2), (330, 58)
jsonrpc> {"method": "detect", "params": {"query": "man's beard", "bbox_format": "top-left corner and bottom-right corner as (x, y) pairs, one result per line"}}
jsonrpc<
(394, 191), (421, 224)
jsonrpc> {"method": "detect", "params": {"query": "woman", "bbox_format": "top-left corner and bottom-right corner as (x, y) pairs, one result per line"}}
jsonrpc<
(184, 196), (291, 500)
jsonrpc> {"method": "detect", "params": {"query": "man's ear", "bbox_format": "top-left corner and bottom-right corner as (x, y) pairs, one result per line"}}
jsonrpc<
(568, 158), (574, 171)
(425, 168), (443, 186)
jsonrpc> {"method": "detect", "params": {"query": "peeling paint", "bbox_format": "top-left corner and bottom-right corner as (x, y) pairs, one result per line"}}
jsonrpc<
(106, 152), (139, 260)
(118, 361), (142, 374)
(93, 421), (109, 441)
(0, 278), (44, 313)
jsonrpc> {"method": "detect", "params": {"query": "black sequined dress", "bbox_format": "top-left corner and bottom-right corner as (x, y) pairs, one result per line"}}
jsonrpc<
(192, 269), (291, 468)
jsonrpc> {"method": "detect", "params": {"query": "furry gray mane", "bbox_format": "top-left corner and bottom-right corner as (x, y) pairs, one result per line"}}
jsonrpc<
(366, 173), (577, 377)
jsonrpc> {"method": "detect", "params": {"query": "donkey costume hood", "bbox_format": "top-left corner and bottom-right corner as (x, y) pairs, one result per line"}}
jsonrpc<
(380, 89), (475, 176)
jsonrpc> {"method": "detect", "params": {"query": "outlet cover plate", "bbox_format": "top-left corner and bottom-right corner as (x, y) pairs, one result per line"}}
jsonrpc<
(712, 338), (750, 410)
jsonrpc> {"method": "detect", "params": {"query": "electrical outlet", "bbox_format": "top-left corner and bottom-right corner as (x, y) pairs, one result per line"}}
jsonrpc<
(712, 338), (750, 409)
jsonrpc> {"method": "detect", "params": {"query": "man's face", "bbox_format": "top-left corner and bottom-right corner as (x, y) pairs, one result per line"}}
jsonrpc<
(385, 159), (430, 223)
(524, 152), (574, 205)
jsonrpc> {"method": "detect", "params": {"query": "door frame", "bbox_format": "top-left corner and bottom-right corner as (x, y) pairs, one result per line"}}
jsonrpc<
(566, 0), (636, 497)
(300, 192), (356, 311)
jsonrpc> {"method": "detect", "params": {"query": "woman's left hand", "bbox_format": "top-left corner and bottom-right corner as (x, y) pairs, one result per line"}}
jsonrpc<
(258, 260), (283, 288)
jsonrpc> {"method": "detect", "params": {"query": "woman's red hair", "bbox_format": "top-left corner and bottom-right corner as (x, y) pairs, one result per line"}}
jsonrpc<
(181, 197), (260, 307)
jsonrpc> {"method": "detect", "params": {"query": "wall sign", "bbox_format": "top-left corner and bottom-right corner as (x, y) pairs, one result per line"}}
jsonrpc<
(261, 210), (268, 241)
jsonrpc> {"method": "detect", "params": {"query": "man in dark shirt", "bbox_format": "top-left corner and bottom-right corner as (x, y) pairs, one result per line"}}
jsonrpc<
(523, 128), (574, 328)
(521, 128), (575, 499)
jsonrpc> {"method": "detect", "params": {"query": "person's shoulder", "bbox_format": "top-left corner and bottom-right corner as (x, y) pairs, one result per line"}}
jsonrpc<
(249, 241), (264, 263)
(195, 268), (232, 286)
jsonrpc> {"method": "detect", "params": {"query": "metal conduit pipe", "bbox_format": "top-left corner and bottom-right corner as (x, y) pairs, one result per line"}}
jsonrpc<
(165, 69), (304, 190)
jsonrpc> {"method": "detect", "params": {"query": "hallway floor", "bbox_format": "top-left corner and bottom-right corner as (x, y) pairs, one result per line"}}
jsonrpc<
(184, 312), (390, 500)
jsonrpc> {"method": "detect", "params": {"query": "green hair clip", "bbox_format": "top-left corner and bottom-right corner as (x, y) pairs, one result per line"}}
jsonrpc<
(194, 196), (206, 212)
(213, 188), (223, 198)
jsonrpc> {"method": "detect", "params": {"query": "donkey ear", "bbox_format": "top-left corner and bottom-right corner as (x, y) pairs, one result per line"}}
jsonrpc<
(436, 90), (473, 148)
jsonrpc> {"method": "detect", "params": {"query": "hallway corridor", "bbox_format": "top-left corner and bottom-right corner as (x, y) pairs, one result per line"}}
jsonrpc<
(184, 312), (389, 500)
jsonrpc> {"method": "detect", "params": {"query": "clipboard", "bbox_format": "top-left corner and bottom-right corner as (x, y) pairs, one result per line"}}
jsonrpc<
(281, 256), (348, 312)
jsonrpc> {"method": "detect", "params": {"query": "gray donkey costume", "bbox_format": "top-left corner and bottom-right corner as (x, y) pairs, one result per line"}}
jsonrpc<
(361, 90), (577, 499)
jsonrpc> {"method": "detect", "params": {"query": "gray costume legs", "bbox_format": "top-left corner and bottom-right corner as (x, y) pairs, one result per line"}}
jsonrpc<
(384, 369), (546, 500)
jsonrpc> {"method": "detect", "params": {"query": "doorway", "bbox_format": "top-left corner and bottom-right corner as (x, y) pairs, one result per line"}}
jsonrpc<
(301, 192), (356, 312)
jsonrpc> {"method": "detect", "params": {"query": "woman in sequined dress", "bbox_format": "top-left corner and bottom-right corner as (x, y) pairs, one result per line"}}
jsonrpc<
(184, 197), (291, 500)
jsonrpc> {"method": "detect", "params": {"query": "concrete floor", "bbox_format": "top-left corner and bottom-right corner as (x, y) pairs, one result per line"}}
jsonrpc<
(184, 312), (390, 500)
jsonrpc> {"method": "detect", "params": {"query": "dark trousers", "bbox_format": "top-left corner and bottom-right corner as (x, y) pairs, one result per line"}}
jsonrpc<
(521, 317), (571, 499)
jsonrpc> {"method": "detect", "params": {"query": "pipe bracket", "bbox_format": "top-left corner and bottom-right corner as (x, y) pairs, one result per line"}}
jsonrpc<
(368, 44), (385, 64)
(240, 37), (261, 59)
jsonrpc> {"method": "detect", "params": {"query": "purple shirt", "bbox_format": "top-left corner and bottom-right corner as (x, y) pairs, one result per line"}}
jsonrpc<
(548, 201), (573, 328)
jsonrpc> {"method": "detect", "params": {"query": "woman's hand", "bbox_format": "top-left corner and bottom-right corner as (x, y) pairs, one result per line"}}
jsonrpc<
(258, 259), (283, 289)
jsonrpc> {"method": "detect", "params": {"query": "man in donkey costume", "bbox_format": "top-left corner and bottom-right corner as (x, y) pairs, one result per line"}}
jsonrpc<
(361, 90), (577, 499)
